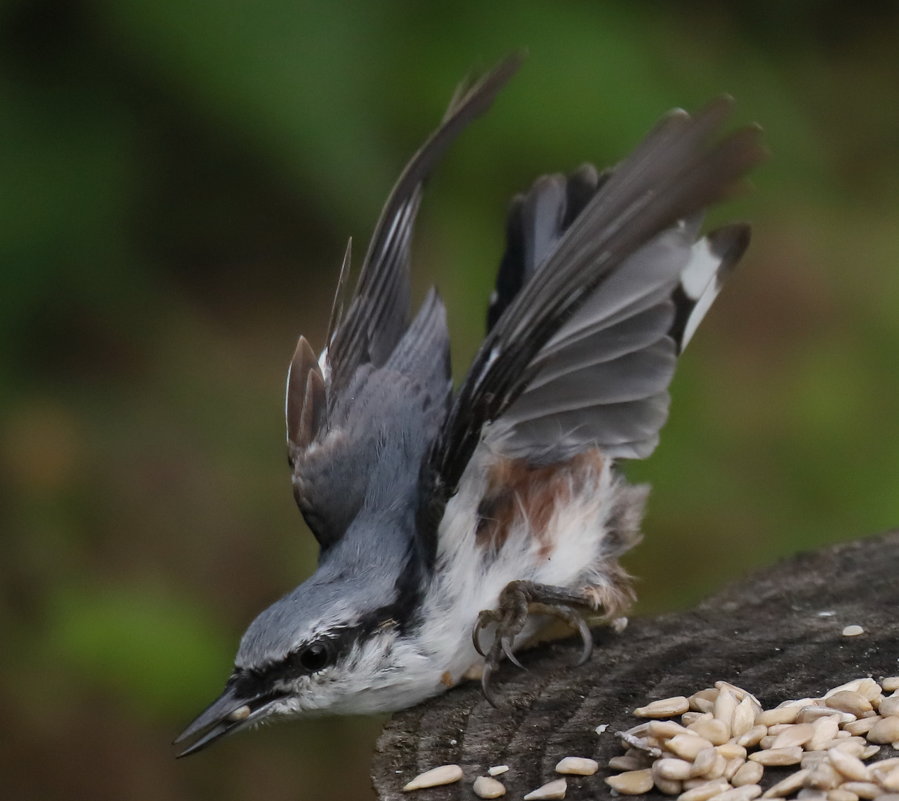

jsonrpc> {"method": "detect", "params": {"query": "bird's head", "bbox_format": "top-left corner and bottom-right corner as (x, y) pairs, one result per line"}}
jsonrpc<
(174, 563), (416, 756)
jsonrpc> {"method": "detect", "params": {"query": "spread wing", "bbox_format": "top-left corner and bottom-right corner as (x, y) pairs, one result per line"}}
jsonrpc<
(285, 56), (522, 552)
(418, 97), (765, 544)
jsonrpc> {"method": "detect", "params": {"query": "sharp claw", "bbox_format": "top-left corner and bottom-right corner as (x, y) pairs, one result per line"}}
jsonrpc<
(481, 662), (499, 708)
(475, 582), (598, 706)
(472, 622), (486, 658)
(574, 616), (593, 665)
(501, 636), (524, 669)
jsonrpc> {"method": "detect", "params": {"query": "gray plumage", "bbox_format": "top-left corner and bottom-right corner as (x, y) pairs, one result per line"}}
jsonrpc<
(175, 55), (765, 757)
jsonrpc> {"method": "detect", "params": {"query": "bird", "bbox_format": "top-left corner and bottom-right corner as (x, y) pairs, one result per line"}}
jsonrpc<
(174, 54), (765, 757)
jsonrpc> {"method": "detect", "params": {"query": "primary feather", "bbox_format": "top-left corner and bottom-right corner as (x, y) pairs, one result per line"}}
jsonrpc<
(419, 98), (764, 548)
(286, 56), (523, 553)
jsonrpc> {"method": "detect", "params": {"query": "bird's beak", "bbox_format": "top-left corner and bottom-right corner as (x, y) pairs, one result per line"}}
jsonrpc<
(173, 679), (284, 757)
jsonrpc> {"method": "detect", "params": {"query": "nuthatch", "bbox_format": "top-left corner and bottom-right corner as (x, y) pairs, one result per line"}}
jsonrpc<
(175, 55), (765, 756)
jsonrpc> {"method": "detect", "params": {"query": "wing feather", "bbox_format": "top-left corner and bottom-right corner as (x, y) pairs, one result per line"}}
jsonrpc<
(419, 98), (764, 544)
(326, 55), (523, 397)
(286, 56), (521, 551)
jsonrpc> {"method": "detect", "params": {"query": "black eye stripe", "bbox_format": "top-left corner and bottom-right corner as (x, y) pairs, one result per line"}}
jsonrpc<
(230, 603), (404, 698)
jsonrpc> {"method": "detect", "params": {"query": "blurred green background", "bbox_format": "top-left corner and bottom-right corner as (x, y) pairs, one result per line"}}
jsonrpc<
(2, 1), (897, 799)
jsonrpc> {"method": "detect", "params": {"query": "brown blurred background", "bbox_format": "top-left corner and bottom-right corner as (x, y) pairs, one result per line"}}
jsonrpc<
(2, 1), (897, 799)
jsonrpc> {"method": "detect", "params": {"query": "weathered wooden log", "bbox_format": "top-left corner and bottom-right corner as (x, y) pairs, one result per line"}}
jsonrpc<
(372, 531), (899, 800)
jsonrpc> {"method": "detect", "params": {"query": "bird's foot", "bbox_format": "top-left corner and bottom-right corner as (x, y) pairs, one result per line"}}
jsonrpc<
(472, 580), (593, 706)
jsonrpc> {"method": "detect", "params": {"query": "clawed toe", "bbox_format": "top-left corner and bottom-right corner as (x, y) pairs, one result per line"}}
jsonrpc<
(472, 581), (596, 704)
(501, 636), (524, 668)
(573, 613), (593, 665)
(528, 601), (594, 666)
(480, 661), (499, 708)
(472, 609), (501, 657)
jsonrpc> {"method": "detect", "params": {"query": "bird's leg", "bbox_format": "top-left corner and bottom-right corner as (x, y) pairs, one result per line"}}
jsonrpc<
(472, 579), (595, 706)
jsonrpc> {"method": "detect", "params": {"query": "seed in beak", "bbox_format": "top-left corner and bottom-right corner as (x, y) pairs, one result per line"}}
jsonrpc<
(227, 705), (251, 722)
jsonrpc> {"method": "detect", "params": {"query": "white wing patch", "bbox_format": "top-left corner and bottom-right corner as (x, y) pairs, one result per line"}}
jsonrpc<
(679, 237), (725, 350)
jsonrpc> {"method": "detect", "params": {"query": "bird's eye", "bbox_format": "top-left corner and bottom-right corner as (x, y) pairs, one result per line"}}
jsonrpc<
(297, 641), (332, 673)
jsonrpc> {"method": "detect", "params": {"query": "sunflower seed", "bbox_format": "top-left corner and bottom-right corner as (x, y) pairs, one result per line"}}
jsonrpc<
(692, 747), (719, 777)
(609, 755), (646, 771)
(635, 696), (691, 718)
(866, 715), (899, 743)
(749, 746), (803, 766)
(841, 625), (864, 637)
(226, 705), (251, 722)
(731, 761), (764, 787)
(826, 747), (869, 781)
(759, 707), (801, 727)
(709, 784), (762, 801)
(402, 764), (463, 791)
(870, 757), (899, 774)
(828, 737), (867, 757)
(655, 776), (684, 795)
(882, 677), (899, 692)
(715, 687), (738, 735)
(487, 765), (509, 777)
(779, 698), (821, 709)
(717, 743), (748, 761)
(826, 680), (869, 697)
(723, 757), (744, 781)
(802, 751), (829, 769)
(668, 734), (716, 760)
(767, 724), (795, 736)
(771, 723), (815, 749)
(523, 777), (567, 800)
(705, 754), (728, 779)
(879, 765), (899, 791)
(690, 689), (719, 714)
(853, 679), (883, 702)
(473, 775), (506, 799)
(843, 717), (880, 736)
(825, 789), (859, 801)
(736, 725), (768, 748)
(689, 718), (731, 746)
(762, 768), (810, 797)
(837, 781), (882, 799)
(605, 769), (654, 795)
(554, 756), (598, 776)
(809, 716), (842, 751)
(797, 707), (855, 725)
(826, 691), (873, 717)
(880, 696), (899, 716)
(650, 720), (692, 738)
(654, 758), (694, 781)
(678, 778), (731, 801)
(805, 761), (842, 790)
(732, 697), (759, 738)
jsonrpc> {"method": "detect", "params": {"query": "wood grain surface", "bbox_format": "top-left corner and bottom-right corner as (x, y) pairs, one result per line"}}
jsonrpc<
(372, 531), (899, 800)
